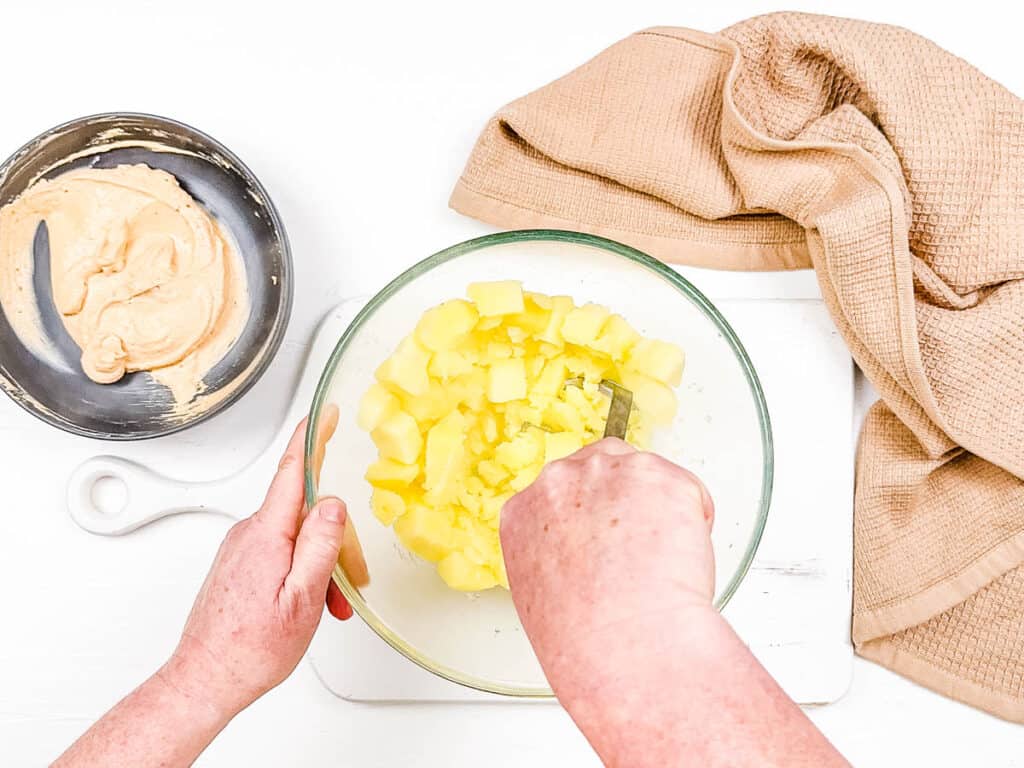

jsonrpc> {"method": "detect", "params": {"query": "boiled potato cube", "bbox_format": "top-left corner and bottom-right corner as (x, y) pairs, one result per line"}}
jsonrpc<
(501, 402), (538, 433)
(467, 428), (488, 457)
(566, 385), (607, 432)
(375, 335), (431, 396)
(458, 517), (499, 562)
(561, 303), (610, 346)
(506, 326), (528, 344)
(394, 503), (454, 562)
(537, 341), (562, 358)
(519, 404), (543, 427)
(468, 281), (525, 316)
(562, 353), (608, 383)
(463, 475), (485, 495)
(450, 367), (488, 411)
(494, 430), (543, 472)
(480, 492), (512, 523)
(370, 488), (405, 526)
(428, 349), (474, 380)
(457, 486), (483, 516)
(415, 299), (478, 351)
(537, 295), (574, 344)
(526, 355), (546, 380)
(481, 412), (500, 443)
(544, 431), (584, 462)
(627, 338), (685, 386)
(424, 411), (466, 505)
(500, 408), (524, 439)
(365, 458), (419, 490)
(525, 291), (553, 310)
(476, 316), (503, 331)
(511, 295), (551, 334)
(371, 411), (423, 464)
(486, 341), (513, 360)
(357, 383), (399, 431)
(592, 314), (640, 361)
(438, 551), (498, 591)
(508, 464), (541, 492)
(401, 381), (457, 425)
(543, 399), (585, 433)
(487, 358), (527, 403)
(621, 371), (678, 425)
(532, 359), (566, 397)
(477, 459), (510, 488)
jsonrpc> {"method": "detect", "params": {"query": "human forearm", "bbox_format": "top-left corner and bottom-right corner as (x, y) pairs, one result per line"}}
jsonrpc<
(52, 648), (234, 768)
(52, 421), (350, 768)
(554, 609), (849, 768)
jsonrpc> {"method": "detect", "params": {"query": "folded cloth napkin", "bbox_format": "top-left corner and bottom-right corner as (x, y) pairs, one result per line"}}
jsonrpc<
(451, 12), (1024, 722)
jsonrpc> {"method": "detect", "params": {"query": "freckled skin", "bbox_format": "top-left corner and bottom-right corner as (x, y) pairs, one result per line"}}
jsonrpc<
(53, 420), (352, 768)
(501, 438), (849, 768)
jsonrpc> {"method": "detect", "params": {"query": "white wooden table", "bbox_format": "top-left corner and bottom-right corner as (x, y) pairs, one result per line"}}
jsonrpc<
(2, 1), (1022, 764)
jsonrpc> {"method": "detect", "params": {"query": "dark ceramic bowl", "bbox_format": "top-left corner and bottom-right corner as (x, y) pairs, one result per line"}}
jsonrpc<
(0, 113), (292, 439)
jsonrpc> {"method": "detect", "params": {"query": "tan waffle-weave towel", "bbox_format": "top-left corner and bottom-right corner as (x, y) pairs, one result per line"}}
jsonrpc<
(451, 12), (1024, 721)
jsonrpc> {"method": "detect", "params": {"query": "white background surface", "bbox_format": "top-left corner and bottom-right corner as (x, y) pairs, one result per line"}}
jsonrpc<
(2, 1), (1023, 765)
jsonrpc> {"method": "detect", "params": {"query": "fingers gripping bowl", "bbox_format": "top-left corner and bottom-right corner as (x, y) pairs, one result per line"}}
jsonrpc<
(304, 230), (772, 696)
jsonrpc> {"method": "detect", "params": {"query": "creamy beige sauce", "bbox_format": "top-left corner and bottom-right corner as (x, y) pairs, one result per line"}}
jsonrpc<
(0, 164), (249, 404)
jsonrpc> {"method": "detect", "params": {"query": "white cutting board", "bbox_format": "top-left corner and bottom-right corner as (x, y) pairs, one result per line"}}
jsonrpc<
(305, 296), (854, 704)
(67, 293), (853, 705)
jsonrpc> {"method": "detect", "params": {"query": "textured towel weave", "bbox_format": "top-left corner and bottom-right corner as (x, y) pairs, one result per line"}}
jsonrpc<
(451, 13), (1024, 721)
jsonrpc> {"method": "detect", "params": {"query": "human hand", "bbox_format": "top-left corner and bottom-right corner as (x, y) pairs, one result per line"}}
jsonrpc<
(500, 438), (717, 700)
(312, 404), (362, 622)
(164, 419), (350, 719)
(501, 439), (851, 768)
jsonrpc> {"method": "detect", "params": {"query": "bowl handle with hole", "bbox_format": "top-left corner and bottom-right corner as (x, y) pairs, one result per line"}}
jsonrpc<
(66, 456), (244, 536)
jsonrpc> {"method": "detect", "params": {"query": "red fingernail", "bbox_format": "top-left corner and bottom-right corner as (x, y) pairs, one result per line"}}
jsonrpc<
(327, 585), (353, 620)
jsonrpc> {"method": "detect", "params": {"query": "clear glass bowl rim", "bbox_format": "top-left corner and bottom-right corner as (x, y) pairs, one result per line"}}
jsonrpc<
(304, 228), (774, 697)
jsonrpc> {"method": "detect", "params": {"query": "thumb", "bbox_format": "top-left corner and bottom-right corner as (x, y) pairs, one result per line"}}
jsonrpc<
(286, 497), (347, 603)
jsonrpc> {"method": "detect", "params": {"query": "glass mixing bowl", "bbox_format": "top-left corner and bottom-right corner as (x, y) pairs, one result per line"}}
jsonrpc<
(305, 230), (772, 697)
